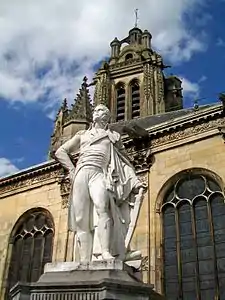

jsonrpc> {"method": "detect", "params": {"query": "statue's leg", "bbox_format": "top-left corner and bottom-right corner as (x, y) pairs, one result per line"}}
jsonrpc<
(73, 169), (93, 262)
(89, 171), (114, 260)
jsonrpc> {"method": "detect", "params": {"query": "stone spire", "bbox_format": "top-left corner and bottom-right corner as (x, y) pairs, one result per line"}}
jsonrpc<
(55, 76), (93, 147)
(48, 77), (93, 159)
(57, 98), (69, 121)
(68, 76), (93, 122)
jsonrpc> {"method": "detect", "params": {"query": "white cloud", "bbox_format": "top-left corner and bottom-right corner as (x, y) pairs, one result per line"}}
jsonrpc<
(0, 0), (208, 111)
(181, 77), (200, 99)
(0, 158), (19, 177)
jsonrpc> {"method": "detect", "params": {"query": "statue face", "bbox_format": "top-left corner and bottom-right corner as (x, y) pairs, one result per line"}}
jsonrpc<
(93, 105), (110, 123)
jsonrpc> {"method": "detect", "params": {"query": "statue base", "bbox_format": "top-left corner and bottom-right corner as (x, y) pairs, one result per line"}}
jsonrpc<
(10, 260), (165, 300)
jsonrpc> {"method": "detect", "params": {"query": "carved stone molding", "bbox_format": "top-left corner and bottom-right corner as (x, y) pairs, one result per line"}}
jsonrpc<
(0, 167), (60, 195)
(93, 71), (111, 107)
(130, 148), (153, 172)
(110, 58), (141, 70)
(58, 174), (71, 209)
(151, 117), (225, 148)
(157, 68), (164, 106)
(93, 77), (101, 106)
(124, 135), (153, 172)
(143, 63), (152, 101)
(101, 72), (111, 106)
(143, 63), (155, 116)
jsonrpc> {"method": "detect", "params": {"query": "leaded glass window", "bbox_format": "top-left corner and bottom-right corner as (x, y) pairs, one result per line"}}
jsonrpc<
(162, 174), (225, 300)
(6, 210), (54, 298)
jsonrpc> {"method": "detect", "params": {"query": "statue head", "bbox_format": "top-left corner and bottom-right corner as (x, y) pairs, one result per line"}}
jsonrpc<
(93, 104), (111, 124)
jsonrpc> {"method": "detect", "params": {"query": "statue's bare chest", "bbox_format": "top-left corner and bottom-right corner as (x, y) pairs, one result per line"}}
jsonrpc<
(80, 130), (111, 153)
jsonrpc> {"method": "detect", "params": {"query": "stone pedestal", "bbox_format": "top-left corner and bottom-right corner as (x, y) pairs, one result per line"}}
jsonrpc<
(10, 260), (165, 300)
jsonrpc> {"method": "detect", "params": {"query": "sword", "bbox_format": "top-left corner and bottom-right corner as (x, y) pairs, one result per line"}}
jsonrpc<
(125, 187), (145, 249)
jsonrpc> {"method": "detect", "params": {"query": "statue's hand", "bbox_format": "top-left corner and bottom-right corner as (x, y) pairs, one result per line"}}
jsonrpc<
(132, 180), (147, 194)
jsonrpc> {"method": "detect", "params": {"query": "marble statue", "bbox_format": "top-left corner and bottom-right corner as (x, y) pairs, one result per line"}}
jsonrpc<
(55, 104), (146, 262)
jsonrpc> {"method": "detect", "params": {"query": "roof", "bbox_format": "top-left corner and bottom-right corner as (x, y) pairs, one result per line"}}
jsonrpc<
(110, 103), (222, 135)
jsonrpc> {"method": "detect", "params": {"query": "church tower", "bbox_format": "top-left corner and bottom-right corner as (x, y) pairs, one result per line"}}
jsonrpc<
(93, 26), (183, 122)
(49, 26), (184, 157)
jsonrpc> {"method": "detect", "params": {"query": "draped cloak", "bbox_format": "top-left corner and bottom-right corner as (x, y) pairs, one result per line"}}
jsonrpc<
(67, 128), (141, 260)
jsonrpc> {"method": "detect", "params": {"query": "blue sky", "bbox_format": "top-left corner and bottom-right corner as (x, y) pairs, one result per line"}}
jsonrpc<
(0, 0), (225, 177)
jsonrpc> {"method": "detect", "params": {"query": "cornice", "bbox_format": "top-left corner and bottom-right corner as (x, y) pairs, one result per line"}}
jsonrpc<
(0, 160), (57, 183)
(109, 55), (162, 74)
(0, 160), (61, 195)
(110, 64), (144, 78)
(151, 120), (224, 151)
(109, 58), (142, 71)
(148, 104), (223, 137)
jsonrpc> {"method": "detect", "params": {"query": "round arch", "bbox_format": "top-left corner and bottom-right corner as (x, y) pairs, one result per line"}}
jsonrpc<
(115, 81), (125, 89)
(128, 77), (140, 87)
(155, 167), (225, 213)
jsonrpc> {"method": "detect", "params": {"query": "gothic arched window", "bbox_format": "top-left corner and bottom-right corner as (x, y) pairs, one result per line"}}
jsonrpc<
(116, 82), (125, 122)
(130, 79), (140, 119)
(6, 209), (54, 298)
(162, 174), (225, 300)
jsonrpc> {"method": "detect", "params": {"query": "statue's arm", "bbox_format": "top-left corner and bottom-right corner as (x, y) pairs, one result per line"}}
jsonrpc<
(55, 134), (81, 172)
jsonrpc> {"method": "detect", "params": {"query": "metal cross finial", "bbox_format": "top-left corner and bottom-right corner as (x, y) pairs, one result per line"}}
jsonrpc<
(135, 8), (139, 27)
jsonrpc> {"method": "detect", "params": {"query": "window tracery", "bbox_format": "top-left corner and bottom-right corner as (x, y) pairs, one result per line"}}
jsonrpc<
(162, 174), (225, 300)
(6, 210), (54, 299)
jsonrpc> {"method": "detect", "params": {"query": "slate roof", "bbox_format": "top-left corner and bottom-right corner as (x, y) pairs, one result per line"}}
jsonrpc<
(110, 103), (221, 135)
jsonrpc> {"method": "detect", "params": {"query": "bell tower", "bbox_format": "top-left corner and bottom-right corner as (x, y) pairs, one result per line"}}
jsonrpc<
(48, 25), (184, 158)
(93, 26), (183, 122)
